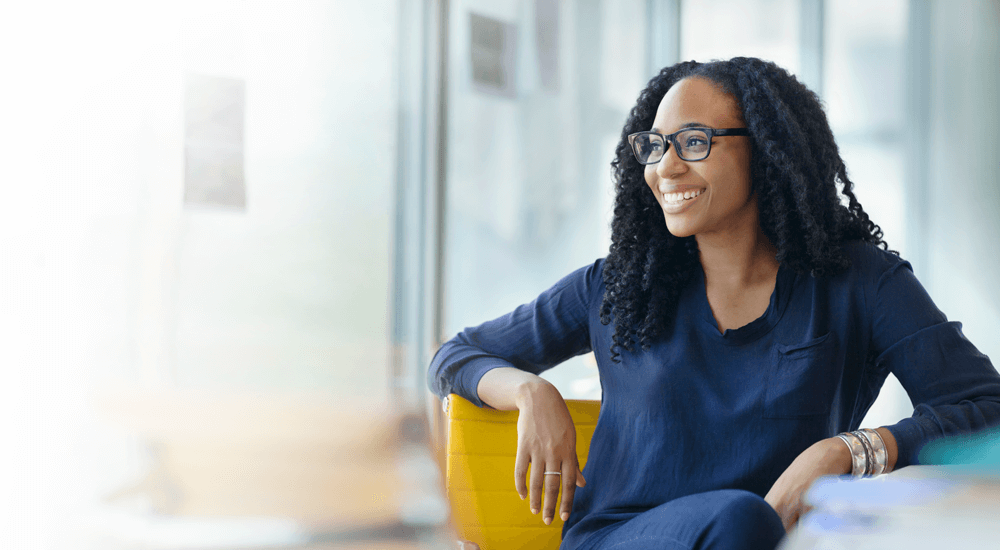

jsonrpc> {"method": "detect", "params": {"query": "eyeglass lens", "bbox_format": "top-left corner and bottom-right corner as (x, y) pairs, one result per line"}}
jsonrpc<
(633, 129), (711, 163)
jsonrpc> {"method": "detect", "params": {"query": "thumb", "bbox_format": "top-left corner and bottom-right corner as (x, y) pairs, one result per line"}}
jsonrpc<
(576, 468), (586, 487)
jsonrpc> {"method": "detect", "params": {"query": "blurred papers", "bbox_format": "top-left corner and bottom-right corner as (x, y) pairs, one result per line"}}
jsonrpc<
(781, 465), (1000, 549)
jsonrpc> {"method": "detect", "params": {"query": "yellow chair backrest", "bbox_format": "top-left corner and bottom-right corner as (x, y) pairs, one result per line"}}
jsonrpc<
(444, 394), (601, 550)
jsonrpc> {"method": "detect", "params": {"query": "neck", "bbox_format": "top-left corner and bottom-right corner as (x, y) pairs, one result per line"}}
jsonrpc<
(696, 224), (779, 290)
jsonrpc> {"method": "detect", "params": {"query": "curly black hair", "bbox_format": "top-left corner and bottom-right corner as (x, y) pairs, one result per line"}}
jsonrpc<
(599, 57), (895, 363)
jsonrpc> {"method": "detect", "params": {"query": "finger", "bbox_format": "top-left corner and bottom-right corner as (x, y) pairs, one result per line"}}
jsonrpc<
(788, 504), (810, 532)
(576, 466), (586, 487)
(542, 462), (562, 525)
(785, 511), (798, 533)
(779, 505), (798, 533)
(559, 462), (577, 522)
(514, 447), (529, 500)
(528, 458), (544, 515)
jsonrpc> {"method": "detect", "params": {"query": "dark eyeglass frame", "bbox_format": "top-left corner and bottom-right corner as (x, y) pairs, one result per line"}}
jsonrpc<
(627, 127), (751, 164)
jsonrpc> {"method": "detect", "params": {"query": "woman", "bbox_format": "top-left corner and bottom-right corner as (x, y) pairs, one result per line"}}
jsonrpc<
(427, 57), (1000, 550)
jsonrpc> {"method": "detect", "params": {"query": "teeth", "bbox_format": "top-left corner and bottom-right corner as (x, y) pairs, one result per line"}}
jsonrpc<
(663, 188), (704, 203)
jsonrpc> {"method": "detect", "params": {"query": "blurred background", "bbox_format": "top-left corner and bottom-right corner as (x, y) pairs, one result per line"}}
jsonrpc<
(0, 0), (997, 548)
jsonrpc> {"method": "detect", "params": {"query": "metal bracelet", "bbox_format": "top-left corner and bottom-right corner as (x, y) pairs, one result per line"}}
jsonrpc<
(859, 428), (889, 476)
(851, 430), (875, 476)
(837, 432), (869, 477)
(868, 428), (891, 473)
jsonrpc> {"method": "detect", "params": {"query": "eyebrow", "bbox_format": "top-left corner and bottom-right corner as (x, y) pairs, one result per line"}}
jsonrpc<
(651, 122), (709, 133)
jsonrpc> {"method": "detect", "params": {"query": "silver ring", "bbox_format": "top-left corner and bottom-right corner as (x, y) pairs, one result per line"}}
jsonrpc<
(543, 471), (561, 475)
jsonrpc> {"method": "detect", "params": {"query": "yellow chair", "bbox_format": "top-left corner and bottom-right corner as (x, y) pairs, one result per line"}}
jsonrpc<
(443, 394), (601, 550)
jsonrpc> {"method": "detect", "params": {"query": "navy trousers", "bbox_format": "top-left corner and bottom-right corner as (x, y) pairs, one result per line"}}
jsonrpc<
(581, 489), (786, 550)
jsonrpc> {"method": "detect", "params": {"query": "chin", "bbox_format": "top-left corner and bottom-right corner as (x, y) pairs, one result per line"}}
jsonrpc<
(664, 219), (697, 239)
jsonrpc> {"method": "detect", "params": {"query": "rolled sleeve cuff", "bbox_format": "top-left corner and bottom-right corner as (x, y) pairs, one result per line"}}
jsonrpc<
(456, 357), (517, 409)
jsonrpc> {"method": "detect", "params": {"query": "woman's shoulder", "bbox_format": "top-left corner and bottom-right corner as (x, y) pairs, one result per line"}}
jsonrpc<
(584, 256), (608, 292)
(837, 240), (912, 288)
(546, 257), (607, 304)
(562, 257), (606, 283)
(840, 239), (908, 273)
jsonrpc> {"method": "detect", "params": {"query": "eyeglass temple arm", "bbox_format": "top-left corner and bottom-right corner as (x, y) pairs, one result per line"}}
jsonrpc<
(711, 128), (750, 136)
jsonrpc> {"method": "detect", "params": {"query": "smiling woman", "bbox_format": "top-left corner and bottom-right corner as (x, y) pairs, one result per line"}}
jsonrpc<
(428, 57), (1000, 550)
(638, 77), (775, 334)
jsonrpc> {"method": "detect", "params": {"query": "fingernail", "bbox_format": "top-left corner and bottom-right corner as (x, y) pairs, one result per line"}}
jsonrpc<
(561, 512), (569, 521)
(544, 516), (551, 525)
(531, 508), (538, 515)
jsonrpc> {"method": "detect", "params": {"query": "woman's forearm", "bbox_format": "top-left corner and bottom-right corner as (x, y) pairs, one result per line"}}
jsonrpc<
(477, 367), (557, 411)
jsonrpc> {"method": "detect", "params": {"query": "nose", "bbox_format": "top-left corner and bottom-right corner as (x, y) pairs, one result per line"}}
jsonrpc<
(655, 139), (688, 181)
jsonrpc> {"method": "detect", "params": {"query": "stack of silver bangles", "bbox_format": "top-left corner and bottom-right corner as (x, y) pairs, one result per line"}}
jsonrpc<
(836, 428), (889, 477)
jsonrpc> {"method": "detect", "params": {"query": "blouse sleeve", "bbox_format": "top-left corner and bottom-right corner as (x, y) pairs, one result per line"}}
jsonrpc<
(870, 259), (1000, 468)
(426, 258), (603, 408)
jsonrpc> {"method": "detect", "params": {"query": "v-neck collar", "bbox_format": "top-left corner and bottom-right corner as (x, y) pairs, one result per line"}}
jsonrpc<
(694, 261), (796, 345)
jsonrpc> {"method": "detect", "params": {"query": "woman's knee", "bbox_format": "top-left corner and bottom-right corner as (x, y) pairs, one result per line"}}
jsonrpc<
(711, 489), (779, 524)
(702, 490), (784, 550)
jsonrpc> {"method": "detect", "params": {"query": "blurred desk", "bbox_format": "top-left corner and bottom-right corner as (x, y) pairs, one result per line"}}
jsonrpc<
(85, 388), (453, 549)
(781, 465), (1000, 549)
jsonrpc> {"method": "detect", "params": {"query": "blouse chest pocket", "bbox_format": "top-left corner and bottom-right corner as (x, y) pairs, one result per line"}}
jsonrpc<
(763, 332), (840, 418)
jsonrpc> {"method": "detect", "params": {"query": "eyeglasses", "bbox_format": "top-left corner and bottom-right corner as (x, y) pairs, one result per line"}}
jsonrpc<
(627, 127), (750, 164)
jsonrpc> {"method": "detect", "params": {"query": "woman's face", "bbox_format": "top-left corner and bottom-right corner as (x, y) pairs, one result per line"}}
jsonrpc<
(644, 77), (755, 240)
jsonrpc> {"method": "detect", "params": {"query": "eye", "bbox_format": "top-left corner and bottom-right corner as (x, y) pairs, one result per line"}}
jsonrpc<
(684, 136), (707, 148)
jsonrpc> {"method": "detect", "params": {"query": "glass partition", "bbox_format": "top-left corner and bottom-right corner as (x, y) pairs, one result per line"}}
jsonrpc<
(824, 0), (911, 427)
(681, 0), (801, 74)
(441, 0), (649, 400)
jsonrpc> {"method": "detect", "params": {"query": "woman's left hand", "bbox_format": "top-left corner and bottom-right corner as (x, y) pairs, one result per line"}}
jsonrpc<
(764, 437), (852, 532)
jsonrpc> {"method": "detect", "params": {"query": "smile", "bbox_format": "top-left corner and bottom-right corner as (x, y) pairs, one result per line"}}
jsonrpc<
(661, 187), (705, 215)
(662, 188), (705, 203)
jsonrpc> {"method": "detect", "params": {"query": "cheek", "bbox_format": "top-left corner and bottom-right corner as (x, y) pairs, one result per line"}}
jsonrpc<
(644, 166), (658, 190)
(732, 168), (753, 200)
(709, 161), (752, 203)
(733, 148), (754, 196)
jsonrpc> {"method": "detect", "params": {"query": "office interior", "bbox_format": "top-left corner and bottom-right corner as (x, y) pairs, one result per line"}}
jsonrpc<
(2, 0), (998, 548)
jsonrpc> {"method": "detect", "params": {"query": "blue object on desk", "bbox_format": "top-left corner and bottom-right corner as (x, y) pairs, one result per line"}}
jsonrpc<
(918, 425), (1000, 466)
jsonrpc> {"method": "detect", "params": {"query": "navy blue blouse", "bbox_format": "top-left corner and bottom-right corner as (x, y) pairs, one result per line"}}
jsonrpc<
(427, 241), (1000, 549)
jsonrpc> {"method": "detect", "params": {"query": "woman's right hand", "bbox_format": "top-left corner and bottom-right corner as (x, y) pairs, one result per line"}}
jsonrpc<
(512, 380), (586, 525)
